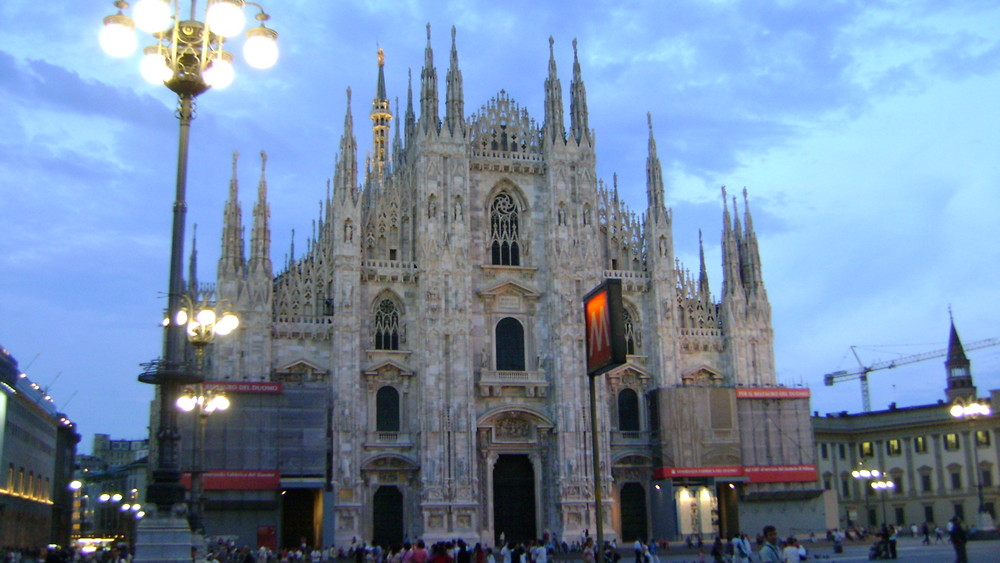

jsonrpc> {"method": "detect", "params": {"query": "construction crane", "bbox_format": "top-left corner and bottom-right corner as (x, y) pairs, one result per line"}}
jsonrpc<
(823, 337), (1000, 412)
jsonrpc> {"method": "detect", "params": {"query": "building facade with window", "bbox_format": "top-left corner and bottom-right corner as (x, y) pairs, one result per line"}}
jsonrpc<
(176, 28), (820, 549)
(92, 434), (149, 468)
(813, 323), (999, 532)
(0, 345), (79, 547)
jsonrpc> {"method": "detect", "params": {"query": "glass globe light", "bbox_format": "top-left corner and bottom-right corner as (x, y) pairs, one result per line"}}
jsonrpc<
(140, 48), (172, 84)
(204, 54), (235, 89)
(133, 0), (172, 33)
(100, 14), (137, 57)
(211, 395), (231, 411)
(215, 313), (240, 335)
(244, 26), (279, 69)
(175, 309), (188, 326)
(196, 308), (217, 326)
(206, 0), (246, 37)
(112, 493), (123, 502)
(99, 493), (111, 502)
(136, 511), (146, 519)
(69, 480), (83, 490)
(176, 395), (197, 412)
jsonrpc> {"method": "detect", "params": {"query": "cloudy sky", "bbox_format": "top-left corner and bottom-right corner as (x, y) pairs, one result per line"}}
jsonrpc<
(2, 0), (999, 452)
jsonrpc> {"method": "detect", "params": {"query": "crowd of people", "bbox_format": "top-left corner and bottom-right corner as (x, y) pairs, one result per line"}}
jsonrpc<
(1, 515), (980, 563)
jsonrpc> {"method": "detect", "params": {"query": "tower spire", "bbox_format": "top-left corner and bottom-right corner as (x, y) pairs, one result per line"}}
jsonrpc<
(569, 38), (590, 145)
(392, 95), (403, 167)
(720, 186), (744, 299)
(370, 47), (392, 182)
(249, 150), (272, 276)
(420, 23), (439, 134)
(219, 151), (245, 278)
(945, 315), (976, 401)
(543, 36), (565, 144)
(334, 88), (358, 203)
(444, 25), (465, 137)
(742, 188), (767, 300)
(645, 113), (666, 222)
(405, 68), (415, 142)
(698, 229), (710, 300)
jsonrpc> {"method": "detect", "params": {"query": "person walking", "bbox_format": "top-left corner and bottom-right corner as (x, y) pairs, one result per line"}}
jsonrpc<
(732, 533), (751, 563)
(949, 516), (968, 563)
(758, 526), (782, 563)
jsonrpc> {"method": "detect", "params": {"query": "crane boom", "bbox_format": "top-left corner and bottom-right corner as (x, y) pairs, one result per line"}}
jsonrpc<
(822, 336), (1000, 411)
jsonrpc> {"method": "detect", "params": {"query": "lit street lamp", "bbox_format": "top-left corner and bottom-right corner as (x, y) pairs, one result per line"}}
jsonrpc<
(852, 463), (882, 528)
(950, 399), (996, 532)
(97, 491), (144, 541)
(870, 479), (895, 528)
(177, 384), (231, 536)
(99, 3), (275, 557)
(167, 296), (238, 539)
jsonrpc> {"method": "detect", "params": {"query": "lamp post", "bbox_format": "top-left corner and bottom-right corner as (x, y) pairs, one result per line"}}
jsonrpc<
(177, 385), (231, 536)
(870, 479), (894, 528)
(950, 399), (996, 532)
(98, 1), (275, 555)
(852, 463), (882, 529)
(169, 296), (237, 541)
(69, 480), (84, 539)
(98, 492), (125, 539)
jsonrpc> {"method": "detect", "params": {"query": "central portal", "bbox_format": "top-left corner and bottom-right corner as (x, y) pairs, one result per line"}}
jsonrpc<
(493, 454), (536, 545)
(373, 486), (404, 547)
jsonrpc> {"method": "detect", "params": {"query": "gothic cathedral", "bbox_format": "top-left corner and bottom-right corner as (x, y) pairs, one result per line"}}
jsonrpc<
(196, 25), (809, 550)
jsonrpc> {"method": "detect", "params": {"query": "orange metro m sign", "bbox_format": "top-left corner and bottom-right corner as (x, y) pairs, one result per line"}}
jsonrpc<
(583, 278), (627, 377)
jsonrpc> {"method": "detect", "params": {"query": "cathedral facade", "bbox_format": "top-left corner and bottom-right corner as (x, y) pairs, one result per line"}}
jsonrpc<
(189, 26), (820, 549)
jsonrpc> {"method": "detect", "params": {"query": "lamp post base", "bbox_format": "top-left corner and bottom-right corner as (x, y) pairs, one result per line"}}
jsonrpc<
(975, 509), (996, 533)
(133, 511), (193, 563)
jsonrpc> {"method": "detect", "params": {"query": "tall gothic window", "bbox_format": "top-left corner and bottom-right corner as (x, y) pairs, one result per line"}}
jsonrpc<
(495, 317), (525, 371)
(376, 386), (400, 432)
(490, 193), (521, 265)
(623, 308), (639, 355)
(618, 388), (640, 432)
(374, 299), (400, 350)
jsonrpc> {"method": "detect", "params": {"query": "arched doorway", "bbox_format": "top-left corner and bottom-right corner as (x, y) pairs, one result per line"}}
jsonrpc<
(373, 486), (404, 547)
(620, 482), (648, 541)
(493, 454), (536, 545)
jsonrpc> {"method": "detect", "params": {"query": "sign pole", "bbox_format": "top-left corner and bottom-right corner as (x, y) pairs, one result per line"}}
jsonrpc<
(590, 372), (604, 563)
(583, 279), (627, 563)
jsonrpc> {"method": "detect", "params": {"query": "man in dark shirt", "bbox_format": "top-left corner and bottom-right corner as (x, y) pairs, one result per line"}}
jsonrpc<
(949, 516), (968, 563)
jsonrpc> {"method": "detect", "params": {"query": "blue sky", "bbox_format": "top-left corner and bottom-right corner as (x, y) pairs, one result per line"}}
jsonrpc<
(2, 0), (999, 451)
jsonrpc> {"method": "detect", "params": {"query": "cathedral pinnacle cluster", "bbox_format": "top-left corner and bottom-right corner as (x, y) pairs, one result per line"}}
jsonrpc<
(192, 24), (800, 549)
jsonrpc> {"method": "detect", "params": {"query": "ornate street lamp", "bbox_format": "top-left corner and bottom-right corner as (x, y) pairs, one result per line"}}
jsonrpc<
(167, 296), (237, 538)
(950, 399), (996, 532)
(176, 384), (231, 536)
(852, 463), (882, 528)
(870, 479), (895, 528)
(99, 1), (276, 543)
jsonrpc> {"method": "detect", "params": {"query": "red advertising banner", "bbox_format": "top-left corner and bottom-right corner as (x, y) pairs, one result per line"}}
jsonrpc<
(743, 465), (818, 483)
(735, 388), (811, 400)
(205, 381), (283, 394)
(655, 466), (744, 479)
(654, 464), (818, 483)
(181, 470), (281, 490)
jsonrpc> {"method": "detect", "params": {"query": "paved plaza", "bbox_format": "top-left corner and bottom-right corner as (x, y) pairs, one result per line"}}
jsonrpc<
(585, 536), (999, 562)
(316, 537), (999, 563)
